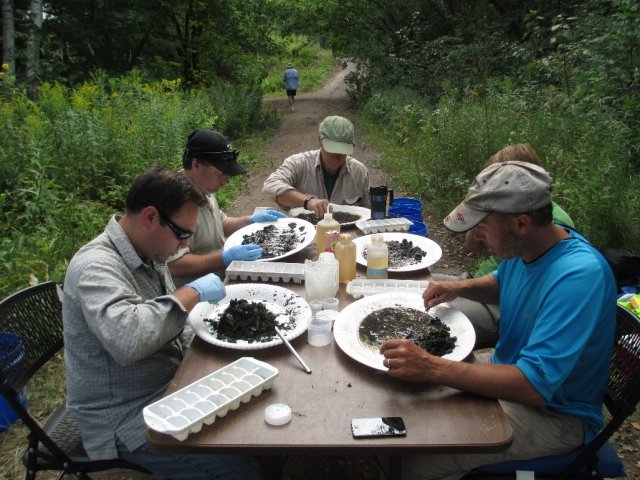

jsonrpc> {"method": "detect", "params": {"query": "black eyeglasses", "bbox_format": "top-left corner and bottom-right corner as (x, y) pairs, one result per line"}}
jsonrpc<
(193, 150), (240, 163)
(157, 210), (194, 240)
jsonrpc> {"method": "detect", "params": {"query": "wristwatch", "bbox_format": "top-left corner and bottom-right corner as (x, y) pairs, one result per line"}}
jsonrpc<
(303, 194), (315, 210)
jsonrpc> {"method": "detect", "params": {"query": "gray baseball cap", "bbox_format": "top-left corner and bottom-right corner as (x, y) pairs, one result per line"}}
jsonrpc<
(443, 161), (553, 232)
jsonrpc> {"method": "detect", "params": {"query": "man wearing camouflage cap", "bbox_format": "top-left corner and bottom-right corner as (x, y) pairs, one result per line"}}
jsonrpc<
(262, 115), (370, 218)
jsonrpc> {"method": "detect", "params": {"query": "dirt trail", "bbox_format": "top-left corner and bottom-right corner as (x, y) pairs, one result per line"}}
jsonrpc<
(228, 63), (391, 216)
(228, 63), (467, 276)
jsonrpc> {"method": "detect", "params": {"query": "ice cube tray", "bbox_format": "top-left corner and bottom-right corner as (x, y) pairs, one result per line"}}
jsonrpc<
(225, 260), (305, 283)
(346, 279), (429, 298)
(355, 218), (413, 234)
(143, 357), (279, 441)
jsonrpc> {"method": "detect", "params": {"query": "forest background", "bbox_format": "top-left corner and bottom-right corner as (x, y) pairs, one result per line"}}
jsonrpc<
(1, 0), (640, 478)
(1, 0), (639, 298)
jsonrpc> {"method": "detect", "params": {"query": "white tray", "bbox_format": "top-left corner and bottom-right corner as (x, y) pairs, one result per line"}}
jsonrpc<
(143, 357), (278, 441)
(346, 279), (429, 298)
(225, 260), (305, 283)
(355, 218), (413, 234)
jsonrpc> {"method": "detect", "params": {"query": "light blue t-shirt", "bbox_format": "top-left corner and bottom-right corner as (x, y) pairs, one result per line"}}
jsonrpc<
(493, 228), (616, 443)
(283, 67), (299, 90)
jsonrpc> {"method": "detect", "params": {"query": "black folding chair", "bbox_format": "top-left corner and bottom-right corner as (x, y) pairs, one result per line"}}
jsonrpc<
(0, 281), (151, 479)
(463, 304), (640, 480)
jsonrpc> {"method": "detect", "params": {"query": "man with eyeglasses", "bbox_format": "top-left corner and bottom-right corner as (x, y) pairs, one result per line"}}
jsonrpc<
(62, 166), (263, 479)
(168, 129), (286, 286)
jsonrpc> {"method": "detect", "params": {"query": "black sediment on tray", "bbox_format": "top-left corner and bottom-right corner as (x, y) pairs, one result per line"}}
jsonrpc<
(363, 238), (427, 268)
(292, 211), (360, 225)
(359, 305), (456, 356)
(241, 223), (305, 258)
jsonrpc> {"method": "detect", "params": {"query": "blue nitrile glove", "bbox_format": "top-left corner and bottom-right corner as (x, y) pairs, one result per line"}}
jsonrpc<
(187, 273), (226, 303)
(250, 209), (287, 223)
(222, 244), (263, 266)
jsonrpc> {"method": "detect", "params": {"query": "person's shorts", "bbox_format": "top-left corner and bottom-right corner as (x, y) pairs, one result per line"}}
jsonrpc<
(286, 89), (297, 97)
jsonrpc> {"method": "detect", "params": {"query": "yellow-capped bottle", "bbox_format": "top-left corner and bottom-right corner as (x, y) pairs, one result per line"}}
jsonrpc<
(335, 233), (357, 284)
(315, 213), (340, 257)
(366, 234), (388, 279)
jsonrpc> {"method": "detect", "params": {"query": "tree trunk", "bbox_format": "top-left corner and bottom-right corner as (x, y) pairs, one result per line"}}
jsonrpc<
(26, 0), (43, 100)
(1, 0), (15, 77)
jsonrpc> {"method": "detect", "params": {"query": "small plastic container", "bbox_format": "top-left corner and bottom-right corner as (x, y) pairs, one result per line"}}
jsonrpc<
(322, 297), (340, 311)
(308, 299), (324, 316)
(308, 315), (332, 347)
(265, 403), (292, 426)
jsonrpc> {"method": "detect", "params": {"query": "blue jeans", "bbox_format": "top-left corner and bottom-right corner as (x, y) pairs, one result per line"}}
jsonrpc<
(119, 442), (263, 480)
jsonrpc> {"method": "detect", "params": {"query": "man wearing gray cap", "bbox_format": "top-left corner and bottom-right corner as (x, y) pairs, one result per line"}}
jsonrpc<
(262, 115), (370, 219)
(379, 161), (616, 479)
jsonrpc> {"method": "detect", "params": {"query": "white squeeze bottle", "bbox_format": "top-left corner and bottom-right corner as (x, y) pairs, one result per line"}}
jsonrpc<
(315, 213), (340, 257)
(366, 234), (388, 279)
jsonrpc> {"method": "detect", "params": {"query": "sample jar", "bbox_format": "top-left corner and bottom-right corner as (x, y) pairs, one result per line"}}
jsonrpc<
(366, 234), (388, 279)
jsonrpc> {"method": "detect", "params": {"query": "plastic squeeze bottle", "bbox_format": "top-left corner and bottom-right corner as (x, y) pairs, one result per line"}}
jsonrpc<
(315, 213), (340, 257)
(366, 234), (388, 279)
(335, 233), (357, 284)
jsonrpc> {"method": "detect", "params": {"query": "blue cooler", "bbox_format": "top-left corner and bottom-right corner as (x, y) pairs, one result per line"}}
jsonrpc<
(391, 197), (423, 212)
(0, 333), (28, 431)
(388, 206), (422, 223)
(408, 221), (428, 237)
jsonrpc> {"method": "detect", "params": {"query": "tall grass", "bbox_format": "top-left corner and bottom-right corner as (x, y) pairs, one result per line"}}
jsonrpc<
(0, 43), (337, 480)
(0, 70), (278, 297)
(357, 83), (640, 251)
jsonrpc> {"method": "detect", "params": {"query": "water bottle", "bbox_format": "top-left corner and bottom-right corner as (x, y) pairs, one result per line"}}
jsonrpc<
(315, 213), (340, 257)
(366, 234), (388, 279)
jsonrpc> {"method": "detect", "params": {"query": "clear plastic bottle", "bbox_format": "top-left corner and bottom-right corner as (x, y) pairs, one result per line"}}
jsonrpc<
(366, 234), (388, 279)
(315, 213), (340, 257)
(335, 233), (356, 284)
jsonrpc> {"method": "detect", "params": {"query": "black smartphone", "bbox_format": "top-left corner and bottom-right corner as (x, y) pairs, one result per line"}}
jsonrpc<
(351, 417), (407, 438)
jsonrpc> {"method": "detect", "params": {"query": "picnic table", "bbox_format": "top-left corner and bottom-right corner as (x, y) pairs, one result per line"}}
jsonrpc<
(146, 219), (513, 479)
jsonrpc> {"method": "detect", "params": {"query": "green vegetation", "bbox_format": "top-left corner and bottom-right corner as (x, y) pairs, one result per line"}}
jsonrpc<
(357, 84), (639, 249)
(2, 0), (640, 477)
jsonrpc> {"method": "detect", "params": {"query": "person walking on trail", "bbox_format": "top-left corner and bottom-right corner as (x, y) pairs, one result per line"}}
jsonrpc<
(283, 63), (299, 111)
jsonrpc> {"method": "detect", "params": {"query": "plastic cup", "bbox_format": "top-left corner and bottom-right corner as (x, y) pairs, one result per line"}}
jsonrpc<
(321, 297), (340, 311)
(308, 300), (324, 316)
(308, 318), (332, 347)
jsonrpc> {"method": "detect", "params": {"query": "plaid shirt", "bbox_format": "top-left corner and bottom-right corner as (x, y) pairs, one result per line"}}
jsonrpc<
(63, 216), (192, 459)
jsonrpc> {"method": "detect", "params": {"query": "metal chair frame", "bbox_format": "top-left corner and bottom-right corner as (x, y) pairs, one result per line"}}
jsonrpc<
(464, 304), (640, 480)
(0, 281), (150, 479)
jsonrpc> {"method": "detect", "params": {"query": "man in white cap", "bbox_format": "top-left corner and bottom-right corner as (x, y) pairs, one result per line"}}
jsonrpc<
(379, 161), (616, 479)
(168, 129), (286, 286)
(262, 115), (370, 218)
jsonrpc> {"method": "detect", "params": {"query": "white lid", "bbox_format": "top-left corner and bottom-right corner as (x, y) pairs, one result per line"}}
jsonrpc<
(264, 403), (292, 426)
